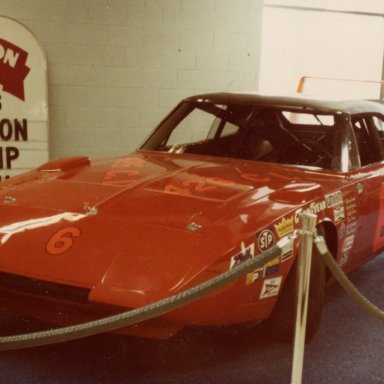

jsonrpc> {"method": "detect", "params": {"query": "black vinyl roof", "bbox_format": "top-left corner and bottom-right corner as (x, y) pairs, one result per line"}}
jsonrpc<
(185, 92), (384, 115)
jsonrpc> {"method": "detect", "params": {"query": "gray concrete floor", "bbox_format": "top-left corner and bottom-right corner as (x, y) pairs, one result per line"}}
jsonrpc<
(1, 253), (384, 384)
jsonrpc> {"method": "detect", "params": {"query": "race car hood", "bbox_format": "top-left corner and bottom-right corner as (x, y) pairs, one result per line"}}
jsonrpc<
(0, 151), (328, 307)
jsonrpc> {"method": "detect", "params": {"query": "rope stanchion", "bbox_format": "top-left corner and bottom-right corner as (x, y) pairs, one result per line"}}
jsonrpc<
(315, 235), (384, 324)
(291, 213), (317, 384)
(0, 239), (288, 351)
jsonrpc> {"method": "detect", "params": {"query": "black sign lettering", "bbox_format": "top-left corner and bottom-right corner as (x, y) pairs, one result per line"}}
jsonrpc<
(14, 118), (27, 140)
(0, 119), (13, 140)
(0, 146), (19, 169)
(0, 118), (28, 141)
(6, 146), (19, 168)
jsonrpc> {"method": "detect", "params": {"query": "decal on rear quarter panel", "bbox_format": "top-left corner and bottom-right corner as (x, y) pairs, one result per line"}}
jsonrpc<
(259, 276), (282, 299)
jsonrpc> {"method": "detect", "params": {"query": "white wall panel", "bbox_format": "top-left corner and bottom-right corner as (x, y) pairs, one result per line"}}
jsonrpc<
(0, 0), (263, 160)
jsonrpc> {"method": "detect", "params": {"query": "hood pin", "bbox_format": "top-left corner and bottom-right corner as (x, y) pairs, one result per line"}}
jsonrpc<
(83, 202), (98, 216)
(3, 196), (16, 204)
(187, 222), (203, 232)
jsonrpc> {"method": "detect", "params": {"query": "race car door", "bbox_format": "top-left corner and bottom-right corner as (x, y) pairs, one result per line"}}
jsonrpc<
(346, 113), (384, 266)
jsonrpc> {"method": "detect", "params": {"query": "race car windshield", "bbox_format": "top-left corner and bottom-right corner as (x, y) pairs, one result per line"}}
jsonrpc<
(141, 101), (342, 170)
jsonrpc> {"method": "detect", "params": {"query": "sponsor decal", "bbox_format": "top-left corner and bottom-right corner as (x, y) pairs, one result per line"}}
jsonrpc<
(339, 251), (350, 267)
(281, 238), (294, 262)
(346, 221), (357, 236)
(257, 228), (275, 252)
(345, 202), (357, 219)
(343, 193), (357, 222)
(338, 222), (346, 238)
(333, 205), (345, 224)
(246, 267), (264, 285)
(294, 201), (326, 224)
(259, 276), (283, 300)
(274, 216), (293, 238)
(0, 38), (30, 100)
(325, 191), (343, 208)
(245, 252), (284, 286)
(341, 235), (355, 253)
(230, 242), (254, 270)
(264, 256), (281, 276)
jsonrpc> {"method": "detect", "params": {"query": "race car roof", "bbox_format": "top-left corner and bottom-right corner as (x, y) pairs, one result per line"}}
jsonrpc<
(185, 92), (384, 115)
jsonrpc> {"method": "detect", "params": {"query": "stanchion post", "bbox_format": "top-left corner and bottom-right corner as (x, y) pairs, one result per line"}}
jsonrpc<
(290, 212), (317, 384)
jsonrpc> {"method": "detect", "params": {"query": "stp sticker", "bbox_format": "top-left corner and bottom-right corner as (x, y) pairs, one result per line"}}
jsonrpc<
(257, 229), (275, 252)
(259, 276), (283, 300)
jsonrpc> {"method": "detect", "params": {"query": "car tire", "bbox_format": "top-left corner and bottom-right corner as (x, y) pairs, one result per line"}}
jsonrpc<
(263, 229), (326, 343)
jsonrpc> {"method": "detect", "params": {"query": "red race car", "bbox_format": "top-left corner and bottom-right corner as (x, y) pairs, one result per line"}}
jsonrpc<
(0, 92), (384, 340)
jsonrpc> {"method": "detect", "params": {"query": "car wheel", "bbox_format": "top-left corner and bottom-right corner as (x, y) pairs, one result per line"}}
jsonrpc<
(263, 228), (326, 342)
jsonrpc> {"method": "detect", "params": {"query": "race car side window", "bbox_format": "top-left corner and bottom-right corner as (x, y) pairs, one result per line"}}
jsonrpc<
(352, 115), (384, 166)
(372, 115), (384, 148)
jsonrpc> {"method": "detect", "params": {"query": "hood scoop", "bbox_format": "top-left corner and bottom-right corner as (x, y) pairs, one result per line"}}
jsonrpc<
(38, 156), (90, 172)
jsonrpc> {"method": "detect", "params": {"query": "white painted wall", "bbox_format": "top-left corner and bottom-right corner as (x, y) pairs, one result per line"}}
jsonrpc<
(0, 0), (263, 160)
(260, 2), (384, 96)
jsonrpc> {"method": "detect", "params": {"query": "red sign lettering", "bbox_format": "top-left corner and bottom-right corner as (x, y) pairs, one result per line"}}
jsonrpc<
(0, 38), (30, 100)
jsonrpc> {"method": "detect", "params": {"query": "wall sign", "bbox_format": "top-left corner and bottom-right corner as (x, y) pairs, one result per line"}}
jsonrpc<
(0, 16), (49, 180)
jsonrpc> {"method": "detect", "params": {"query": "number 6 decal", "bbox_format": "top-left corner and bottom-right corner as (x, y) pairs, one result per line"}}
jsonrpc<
(46, 227), (81, 255)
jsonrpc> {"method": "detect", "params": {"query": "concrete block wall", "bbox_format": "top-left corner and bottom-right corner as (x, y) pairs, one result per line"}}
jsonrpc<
(1, 0), (263, 160)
